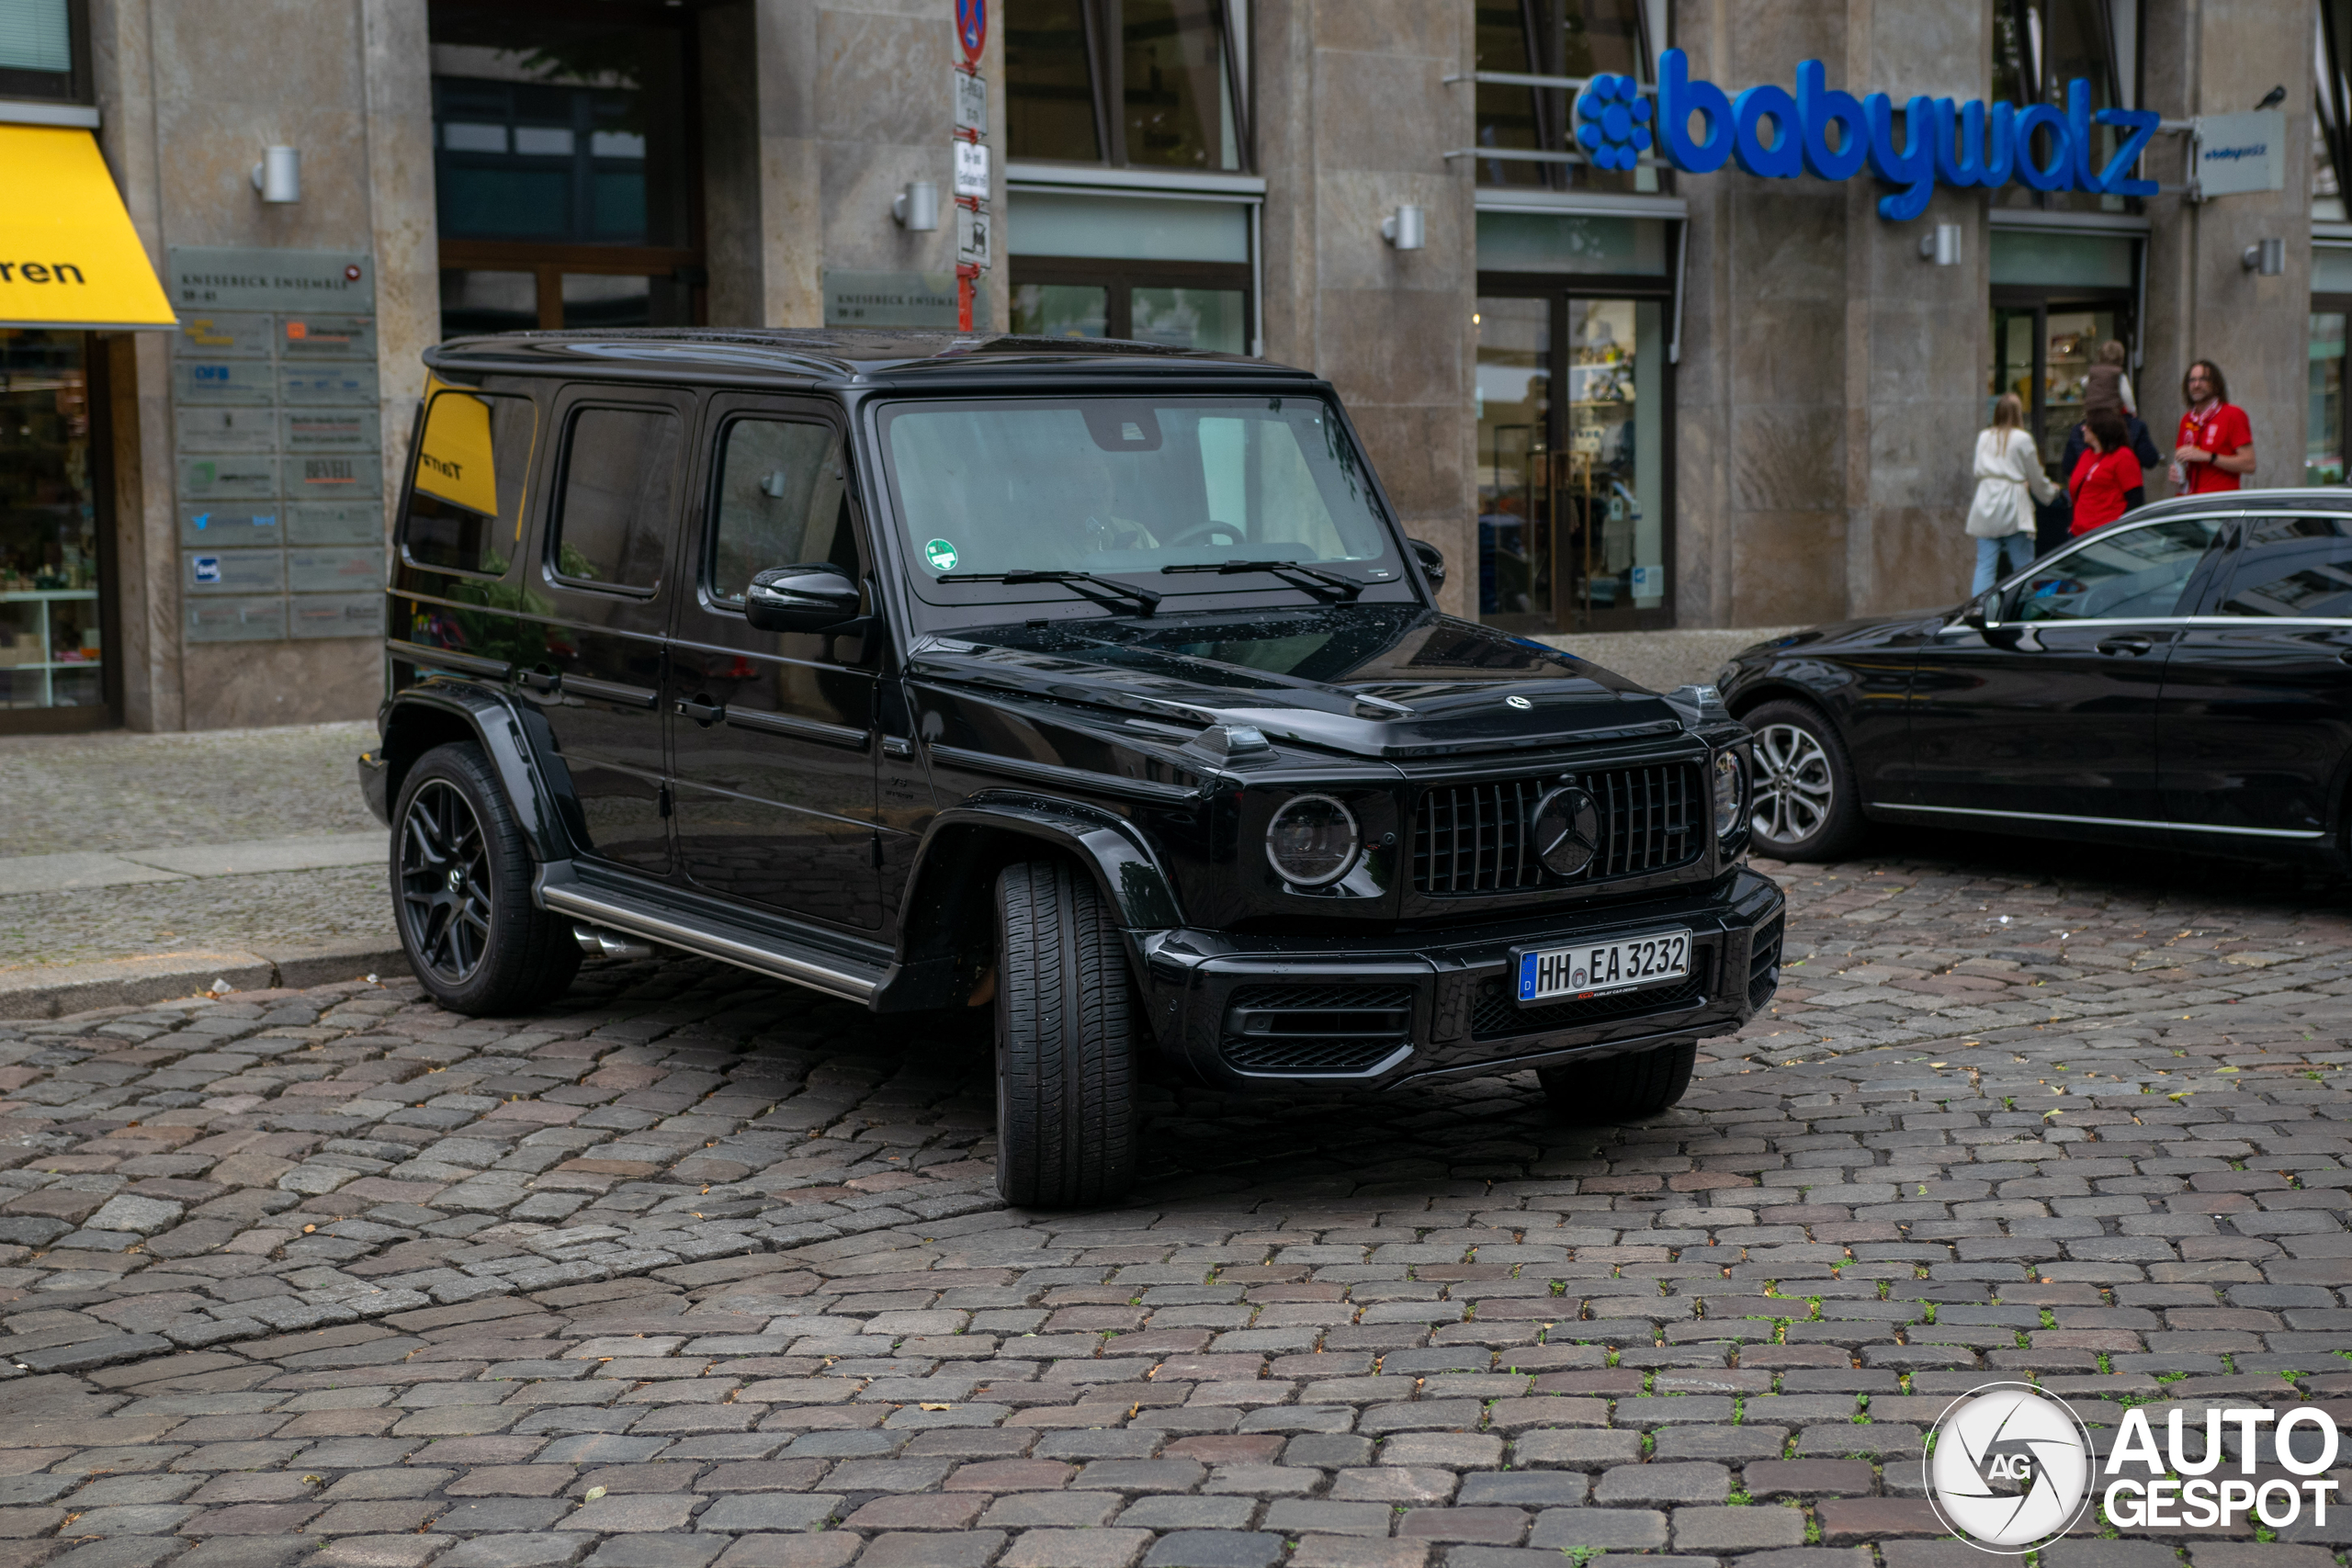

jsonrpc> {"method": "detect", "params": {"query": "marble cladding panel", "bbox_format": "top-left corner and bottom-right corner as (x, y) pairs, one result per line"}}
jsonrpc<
(1856, 505), (1974, 616)
(182, 637), (381, 730)
(1307, 0), (1462, 62)
(1344, 400), (1468, 527)
(1728, 509), (1849, 626)
(149, 0), (366, 108)
(817, 5), (954, 149)
(1721, 0), (1847, 83)
(1313, 170), (1471, 295)
(1312, 286), (1467, 418)
(1308, 49), (1458, 178)
(149, 101), (376, 251)
(1863, 0), (1988, 97)
(819, 141), (959, 276)
(1730, 404), (1846, 513)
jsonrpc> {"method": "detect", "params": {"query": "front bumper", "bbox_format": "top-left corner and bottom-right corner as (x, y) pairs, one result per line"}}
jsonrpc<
(1134, 868), (1785, 1091)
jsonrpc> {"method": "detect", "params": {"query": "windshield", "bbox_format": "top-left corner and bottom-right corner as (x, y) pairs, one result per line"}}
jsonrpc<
(876, 396), (1403, 602)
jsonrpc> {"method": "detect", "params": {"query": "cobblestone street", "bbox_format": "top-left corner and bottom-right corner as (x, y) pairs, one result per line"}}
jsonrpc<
(0, 831), (2341, 1568)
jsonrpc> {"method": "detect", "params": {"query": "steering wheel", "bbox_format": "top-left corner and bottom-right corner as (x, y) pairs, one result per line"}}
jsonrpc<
(1161, 520), (1248, 549)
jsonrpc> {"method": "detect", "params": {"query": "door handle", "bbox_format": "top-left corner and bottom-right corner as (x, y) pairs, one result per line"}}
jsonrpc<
(676, 695), (724, 726)
(2096, 635), (2154, 657)
(881, 737), (914, 760)
(518, 667), (560, 694)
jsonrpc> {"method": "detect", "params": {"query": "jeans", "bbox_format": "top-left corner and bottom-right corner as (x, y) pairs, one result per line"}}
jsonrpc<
(1973, 532), (2033, 595)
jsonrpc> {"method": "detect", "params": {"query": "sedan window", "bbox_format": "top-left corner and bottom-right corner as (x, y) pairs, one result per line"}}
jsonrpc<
(2008, 517), (2222, 624)
(2216, 514), (2352, 618)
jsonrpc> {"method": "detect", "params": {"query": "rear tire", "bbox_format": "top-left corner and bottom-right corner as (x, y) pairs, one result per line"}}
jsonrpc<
(1744, 699), (1865, 861)
(392, 741), (582, 1016)
(1538, 1041), (1697, 1122)
(993, 860), (1139, 1207)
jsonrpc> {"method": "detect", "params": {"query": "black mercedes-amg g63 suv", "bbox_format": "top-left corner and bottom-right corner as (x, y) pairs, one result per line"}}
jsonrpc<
(359, 329), (1783, 1206)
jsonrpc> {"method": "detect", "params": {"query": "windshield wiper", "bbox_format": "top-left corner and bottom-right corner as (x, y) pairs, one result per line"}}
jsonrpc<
(937, 569), (1161, 616)
(1160, 559), (1363, 602)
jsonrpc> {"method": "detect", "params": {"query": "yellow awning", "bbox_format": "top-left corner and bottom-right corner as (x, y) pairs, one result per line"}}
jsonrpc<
(0, 126), (175, 331)
(414, 378), (501, 517)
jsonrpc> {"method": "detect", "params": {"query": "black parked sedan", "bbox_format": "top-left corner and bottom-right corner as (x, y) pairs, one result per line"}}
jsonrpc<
(1715, 490), (2352, 863)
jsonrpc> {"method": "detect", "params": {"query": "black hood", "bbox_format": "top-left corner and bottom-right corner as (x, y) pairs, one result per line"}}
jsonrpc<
(905, 606), (1691, 760)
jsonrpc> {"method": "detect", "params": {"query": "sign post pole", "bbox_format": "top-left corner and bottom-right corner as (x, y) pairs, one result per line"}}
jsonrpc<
(954, 0), (989, 333)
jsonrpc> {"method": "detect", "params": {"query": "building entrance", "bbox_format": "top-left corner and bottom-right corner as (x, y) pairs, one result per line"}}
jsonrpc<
(0, 330), (112, 730)
(1476, 290), (1665, 633)
(1991, 299), (2132, 472)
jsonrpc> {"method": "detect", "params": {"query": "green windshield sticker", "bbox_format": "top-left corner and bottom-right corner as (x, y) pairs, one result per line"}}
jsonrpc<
(924, 538), (959, 572)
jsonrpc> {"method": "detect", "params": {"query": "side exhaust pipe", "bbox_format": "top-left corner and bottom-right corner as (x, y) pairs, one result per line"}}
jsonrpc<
(572, 924), (656, 960)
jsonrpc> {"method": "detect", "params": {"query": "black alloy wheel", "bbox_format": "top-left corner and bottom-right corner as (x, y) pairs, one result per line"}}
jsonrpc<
(391, 741), (582, 1015)
(399, 778), (493, 986)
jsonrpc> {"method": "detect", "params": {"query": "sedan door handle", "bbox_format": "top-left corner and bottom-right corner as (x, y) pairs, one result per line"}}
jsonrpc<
(676, 696), (724, 725)
(2096, 635), (2155, 657)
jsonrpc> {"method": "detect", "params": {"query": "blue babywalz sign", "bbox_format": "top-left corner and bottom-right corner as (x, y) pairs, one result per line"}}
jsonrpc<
(1590, 50), (2160, 221)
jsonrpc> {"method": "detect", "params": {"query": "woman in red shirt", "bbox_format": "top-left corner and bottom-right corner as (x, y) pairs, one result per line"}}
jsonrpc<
(2070, 408), (2144, 534)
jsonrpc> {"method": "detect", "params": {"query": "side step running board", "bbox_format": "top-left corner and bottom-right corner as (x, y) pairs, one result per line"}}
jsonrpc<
(536, 863), (891, 1004)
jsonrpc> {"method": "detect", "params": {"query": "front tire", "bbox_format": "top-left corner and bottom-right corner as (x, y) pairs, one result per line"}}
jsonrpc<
(1538, 1041), (1696, 1122)
(1744, 699), (1865, 861)
(993, 860), (1138, 1207)
(393, 741), (582, 1016)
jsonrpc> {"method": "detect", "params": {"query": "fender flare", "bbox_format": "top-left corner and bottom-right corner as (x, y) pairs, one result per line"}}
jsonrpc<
(877, 792), (1185, 1012)
(379, 681), (583, 864)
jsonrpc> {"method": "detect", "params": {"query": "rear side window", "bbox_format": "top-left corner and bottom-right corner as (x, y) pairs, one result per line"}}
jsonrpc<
(550, 405), (682, 593)
(402, 384), (536, 578)
(2217, 515), (2352, 618)
(2008, 518), (2222, 624)
(707, 418), (856, 604)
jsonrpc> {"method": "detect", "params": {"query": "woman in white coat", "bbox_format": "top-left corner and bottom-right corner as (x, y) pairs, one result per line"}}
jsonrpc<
(1967, 393), (2056, 593)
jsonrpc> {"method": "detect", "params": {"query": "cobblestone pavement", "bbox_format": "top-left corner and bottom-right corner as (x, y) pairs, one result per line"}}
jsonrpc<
(0, 834), (2339, 1568)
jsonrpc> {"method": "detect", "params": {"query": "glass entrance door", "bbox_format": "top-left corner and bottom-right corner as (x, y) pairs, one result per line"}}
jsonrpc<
(1476, 290), (1664, 632)
(1991, 299), (2129, 469)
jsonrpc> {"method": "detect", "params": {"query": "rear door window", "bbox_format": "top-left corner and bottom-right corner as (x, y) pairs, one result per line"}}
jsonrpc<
(401, 382), (536, 578)
(549, 404), (683, 594)
(2215, 514), (2352, 618)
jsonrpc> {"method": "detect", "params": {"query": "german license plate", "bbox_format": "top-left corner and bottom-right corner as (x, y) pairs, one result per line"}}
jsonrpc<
(1515, 930), (1692, 1005)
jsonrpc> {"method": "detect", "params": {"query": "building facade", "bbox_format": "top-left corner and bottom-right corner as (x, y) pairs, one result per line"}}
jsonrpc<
(0, 0), (2327, 731)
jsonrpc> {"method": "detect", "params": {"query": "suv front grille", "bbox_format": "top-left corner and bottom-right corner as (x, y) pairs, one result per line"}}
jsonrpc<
(1222, 983), (1415, 1077)
(1470, 972), (1705, 1040)
(1412, 761), (1702, 896)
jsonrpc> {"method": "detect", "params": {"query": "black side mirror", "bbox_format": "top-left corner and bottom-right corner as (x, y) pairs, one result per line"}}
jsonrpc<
(1408, 537), (1446, 589)
(745, 563), (861, 633)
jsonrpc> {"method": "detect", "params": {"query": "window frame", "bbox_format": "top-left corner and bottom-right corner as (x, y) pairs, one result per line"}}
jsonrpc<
(0, 0), (91, 107)
(696, 406), (865, 615)
(544, 398), (687, 600)
(1008, 0), (1251, 174)
(2207, 512), (2352, 621)
(398, 386), (539, 583)
(1008, 255), (1253, 347)
(1469, 0), (1665, 196)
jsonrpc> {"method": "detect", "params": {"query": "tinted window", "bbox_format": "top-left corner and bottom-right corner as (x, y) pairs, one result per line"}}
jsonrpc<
(403, 386), (536, 578)
(2008, 518), (2222, 624)
(551, 406), (680, 592)
(708, 420), (855, 604)
(2218, 515), (2352, 618)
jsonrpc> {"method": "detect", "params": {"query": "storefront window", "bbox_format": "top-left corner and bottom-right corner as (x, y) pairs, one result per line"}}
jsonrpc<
(1008, 191), (1250, 352)
(1006, 0), (1243, 171)
(427, 2), (700, 335)
(1993, 303), (2125, 468)
(0, 330), (103, 713)
(2322, 1), (2352, 221)
(2310, 312), (2346, 485)
(1472, 0), (1657, 194)
(1476, 293), (1663, 630)
(0, 0), (89, 106)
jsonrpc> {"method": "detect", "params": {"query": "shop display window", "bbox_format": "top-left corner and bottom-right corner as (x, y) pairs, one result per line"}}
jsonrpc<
(0, 330), (106, 713)
(1007, 0), (1243, 171)
(2312, 310), (2349, 486)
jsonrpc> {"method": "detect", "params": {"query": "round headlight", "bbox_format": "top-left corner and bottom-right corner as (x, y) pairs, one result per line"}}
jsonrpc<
(1266, 795), (1361, 886)
(1713, 749), (1745, 838)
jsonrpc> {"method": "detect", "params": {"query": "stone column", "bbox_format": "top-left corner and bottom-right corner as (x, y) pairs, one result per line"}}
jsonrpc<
(2140, 0), (2312, 495)
(702, 0), (821, 329)
(1256, 0), (1477, 616)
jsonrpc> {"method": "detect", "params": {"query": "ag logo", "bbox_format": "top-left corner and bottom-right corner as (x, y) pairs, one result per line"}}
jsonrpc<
(1925, 1382), (2095, 1553)
(1505, 694), (1533, 710)
(924, 538), (959, 573)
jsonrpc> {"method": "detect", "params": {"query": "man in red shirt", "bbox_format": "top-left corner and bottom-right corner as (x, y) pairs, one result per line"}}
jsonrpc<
(2174, 359), (2254, 493)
